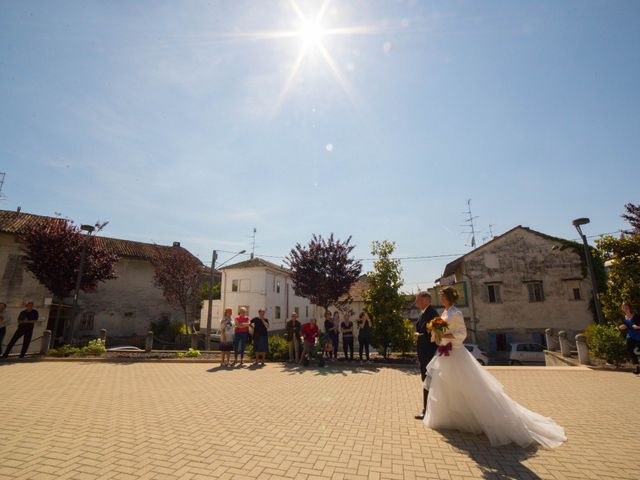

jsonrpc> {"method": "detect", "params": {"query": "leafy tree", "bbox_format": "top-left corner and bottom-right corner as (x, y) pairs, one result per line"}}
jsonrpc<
(363, 240), (405, 358)
(286, 234), (362, 311)
(20, 219), (118, 299)
(151, 245), (204, 333)
(597, 233), (640, 321)
(20, 219), (118, 340)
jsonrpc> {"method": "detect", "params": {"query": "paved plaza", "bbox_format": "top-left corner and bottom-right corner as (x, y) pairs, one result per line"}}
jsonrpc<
(0, 361), (638, 480)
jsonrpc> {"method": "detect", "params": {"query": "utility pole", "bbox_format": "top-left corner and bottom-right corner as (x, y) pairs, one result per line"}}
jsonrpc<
(205, 250), (218, 351)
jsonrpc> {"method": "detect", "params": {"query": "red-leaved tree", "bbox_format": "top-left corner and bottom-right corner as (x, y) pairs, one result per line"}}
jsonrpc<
(622, 203), (640, 234)
(151, 244), (204, 333)
(286, 234), (362, 312)
(20, 219), (119, 339)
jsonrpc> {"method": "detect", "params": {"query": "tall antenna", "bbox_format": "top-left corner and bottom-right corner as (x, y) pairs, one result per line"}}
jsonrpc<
(488, 224), (495, 238)
(250, 227), (257, 259)
(0, 172), (6, 200)
(461, 199), (479, 249)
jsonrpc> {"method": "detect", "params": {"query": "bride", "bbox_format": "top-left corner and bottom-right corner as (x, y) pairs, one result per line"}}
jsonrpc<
(423, 287), (566, 448)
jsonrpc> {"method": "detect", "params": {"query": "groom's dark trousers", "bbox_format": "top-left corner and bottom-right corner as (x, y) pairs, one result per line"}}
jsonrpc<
(416, 305), (439, 414)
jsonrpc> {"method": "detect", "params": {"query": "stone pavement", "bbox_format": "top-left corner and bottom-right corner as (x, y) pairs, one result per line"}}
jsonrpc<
(0, 361), (638, 480)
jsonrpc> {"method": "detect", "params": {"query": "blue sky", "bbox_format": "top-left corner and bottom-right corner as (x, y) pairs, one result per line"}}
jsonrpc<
(1, 0), (638, 291)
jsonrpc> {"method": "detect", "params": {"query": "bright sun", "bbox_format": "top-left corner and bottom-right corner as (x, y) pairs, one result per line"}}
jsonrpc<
(299, 20), (325, 48)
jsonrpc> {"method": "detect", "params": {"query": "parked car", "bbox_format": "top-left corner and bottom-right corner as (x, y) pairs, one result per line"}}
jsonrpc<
(508, 343), (545, 365)
(464, 343), (489, 365)
(106, 346), (144, 352)
(208, 328), (221, 343)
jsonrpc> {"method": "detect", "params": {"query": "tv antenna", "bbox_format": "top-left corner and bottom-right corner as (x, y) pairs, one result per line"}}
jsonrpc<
(0, 172), (6, 200)
(460, 199), (479, 248)
(250, 227), (257, 259)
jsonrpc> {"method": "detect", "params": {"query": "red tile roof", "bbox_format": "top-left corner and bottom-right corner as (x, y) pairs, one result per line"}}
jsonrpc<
(0, 209), (201, 263)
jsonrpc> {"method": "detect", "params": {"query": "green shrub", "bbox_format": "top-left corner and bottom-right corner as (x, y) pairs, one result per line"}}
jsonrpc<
(79, 339), (106, 356)
(245, 335), (290, 361)
(151, 317), (188, 341)
(585, 323), (628, 367)
(393, 318), (416, 356)
(48, 344), (81, 357)
(176, 348), (201, 358)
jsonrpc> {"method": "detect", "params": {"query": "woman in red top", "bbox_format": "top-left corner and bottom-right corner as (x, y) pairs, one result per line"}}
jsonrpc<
(233, 307), (250, 365)
(300, 318), (319, 365)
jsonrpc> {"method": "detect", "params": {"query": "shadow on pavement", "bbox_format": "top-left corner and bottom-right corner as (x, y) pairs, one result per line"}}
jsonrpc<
(440, 431), (541, 480)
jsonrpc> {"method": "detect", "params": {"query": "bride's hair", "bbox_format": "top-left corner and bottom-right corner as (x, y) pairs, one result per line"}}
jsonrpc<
(441, 287), (459, 304)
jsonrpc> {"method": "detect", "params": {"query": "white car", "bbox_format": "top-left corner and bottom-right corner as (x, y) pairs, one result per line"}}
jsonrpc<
(464, 343), (489, 365)
(508, 343), (545, 365)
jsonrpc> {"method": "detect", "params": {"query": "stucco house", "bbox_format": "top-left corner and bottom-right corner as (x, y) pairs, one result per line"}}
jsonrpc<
(200, 257), (315, 332)
(0, 209), (201, 352)
(430, 226), (594, 356)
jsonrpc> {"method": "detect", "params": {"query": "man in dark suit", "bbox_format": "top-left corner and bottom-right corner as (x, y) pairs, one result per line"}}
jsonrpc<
(414, 291), (439, 420)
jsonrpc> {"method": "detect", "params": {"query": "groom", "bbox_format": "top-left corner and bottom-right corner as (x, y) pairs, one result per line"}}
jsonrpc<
(414, 291), (439, 420)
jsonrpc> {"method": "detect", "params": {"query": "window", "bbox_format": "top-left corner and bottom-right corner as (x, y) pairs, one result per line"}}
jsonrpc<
(305, 305), (309, 317)
(275, 306), (281, 319)
(233, 279), (250, 292)
(572, 288), (581, 300)
(276, 281), (281, 294)
(564, 279), (582, 301)
(294, 306), (299, 316)
(486, 284), (502, 304)
(527, 282), (544, 302)
(238, 305), (249, 315)
(79, 312), (94, 331)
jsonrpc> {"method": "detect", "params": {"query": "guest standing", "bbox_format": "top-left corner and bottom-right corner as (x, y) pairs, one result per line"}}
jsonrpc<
(219, 308), (234, 367)
(233, 307), (250, 366)
(301, 318), (319, 365)
(414, 291), (438, 420)
(331, 311), (340, 358)
(285, 312), (302, 362)
(251, 309), (270, 366)
(619, 302), (640, 375)
(0, 302), (7, 353)
(2, 301), (38, 358)
(357, 312), (372, 364)
(341, 313), (354, 361)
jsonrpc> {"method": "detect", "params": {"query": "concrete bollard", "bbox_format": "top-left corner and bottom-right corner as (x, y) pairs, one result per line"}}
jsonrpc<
(99, 329), (107, 346)
(145, 331), (153, 353)
(558, 331), (571, 357)
(545, 328), (557, 351)
(190, 333), (199, 350)
(40, 330), (52, 355)
(575, 334), (591, 365)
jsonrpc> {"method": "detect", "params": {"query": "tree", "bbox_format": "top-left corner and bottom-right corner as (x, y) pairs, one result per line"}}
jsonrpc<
(621, 203), (640, 234)
(151, 245), (204, 333)
(597, 232), (640, 321)
(20, 219), (119, 340)
(362, 240), (405, 358)
(286, 234), (362, 312)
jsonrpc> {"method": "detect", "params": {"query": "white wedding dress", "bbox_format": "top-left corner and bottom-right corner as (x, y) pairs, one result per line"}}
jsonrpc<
(423, 306), (566, 448)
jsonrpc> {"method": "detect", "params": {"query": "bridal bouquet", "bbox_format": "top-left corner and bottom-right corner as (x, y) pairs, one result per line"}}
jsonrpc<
(427, 317), (449, 344)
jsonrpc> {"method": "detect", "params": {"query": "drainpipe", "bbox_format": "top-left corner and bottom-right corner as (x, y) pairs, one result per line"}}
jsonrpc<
(464, 274), (478, 344)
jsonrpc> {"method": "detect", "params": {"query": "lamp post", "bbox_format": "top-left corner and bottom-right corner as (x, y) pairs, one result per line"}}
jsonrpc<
(572, 218), (604, 324)
(205, 249), (246, 350)
(67, 224), (96, 343)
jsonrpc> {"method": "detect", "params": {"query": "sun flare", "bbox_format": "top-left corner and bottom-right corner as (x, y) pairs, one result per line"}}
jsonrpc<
(299, 20), (325, 48)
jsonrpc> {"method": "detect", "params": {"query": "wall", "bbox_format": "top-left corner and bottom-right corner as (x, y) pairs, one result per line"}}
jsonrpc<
(0, 233), (52, 354)
(453, 229), (593, 351)
(79, 256), (184, 337)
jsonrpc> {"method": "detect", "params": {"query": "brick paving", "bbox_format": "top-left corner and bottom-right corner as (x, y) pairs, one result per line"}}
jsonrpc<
(0, 361), (638, 480)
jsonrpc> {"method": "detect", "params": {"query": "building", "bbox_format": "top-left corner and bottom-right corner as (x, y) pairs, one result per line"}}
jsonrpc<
(0, 209), (201, 351)
(200, 257), (315, 331)
(430, 226), (593, 357)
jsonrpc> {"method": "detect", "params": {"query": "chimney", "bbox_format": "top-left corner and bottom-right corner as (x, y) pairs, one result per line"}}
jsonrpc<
(16, 206), (21, 213)
(172, 241), (180, 247)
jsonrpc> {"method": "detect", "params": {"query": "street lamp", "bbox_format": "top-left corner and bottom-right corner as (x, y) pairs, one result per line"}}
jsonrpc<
(205, 249), (246, 350)
(66, 224), (96, 343)
(572, 217), (604, 324)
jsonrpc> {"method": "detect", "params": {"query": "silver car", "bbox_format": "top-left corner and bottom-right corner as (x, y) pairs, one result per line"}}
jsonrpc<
(508, 343), (545, 365)
(464, 343), (489, 365)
